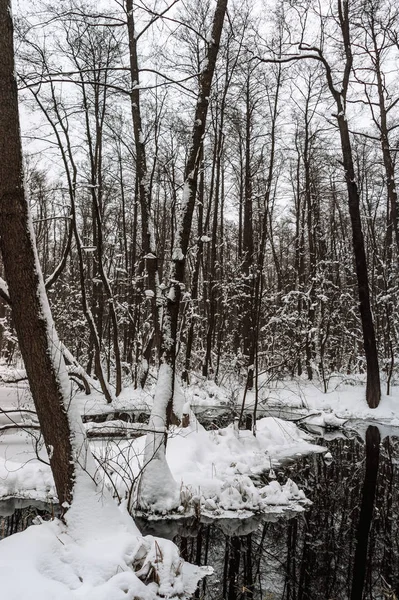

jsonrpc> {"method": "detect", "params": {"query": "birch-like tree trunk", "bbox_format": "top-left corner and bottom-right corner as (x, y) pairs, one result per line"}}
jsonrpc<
(138, 0), (228, 511)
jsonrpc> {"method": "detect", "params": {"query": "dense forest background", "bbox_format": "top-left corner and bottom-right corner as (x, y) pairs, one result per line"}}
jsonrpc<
(3, 0), (399, 399)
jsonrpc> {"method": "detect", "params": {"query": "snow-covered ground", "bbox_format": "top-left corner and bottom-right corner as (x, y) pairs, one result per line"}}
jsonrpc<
(1, 370), (398, 515)
(1, 369), (398, 598)
(0, 379), (323, 516)
(91, 415), (322, 519)
(0, 379), (211, 600)
(256, 374), (399, 424)
(75, 371), (399, 426)
(0, 483), (210, 600)
(0, 373), (326, 599)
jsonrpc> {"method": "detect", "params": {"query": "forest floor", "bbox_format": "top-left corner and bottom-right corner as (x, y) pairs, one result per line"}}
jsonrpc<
(78, 370), (399, 434)
(0, 371), (324, 517)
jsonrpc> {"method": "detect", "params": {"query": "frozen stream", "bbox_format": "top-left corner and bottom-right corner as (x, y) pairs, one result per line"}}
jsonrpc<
(136, 425), (398, 600)
(0, 425), (398, 599)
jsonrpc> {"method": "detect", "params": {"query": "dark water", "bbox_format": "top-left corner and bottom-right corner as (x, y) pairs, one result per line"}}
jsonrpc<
(0, 498), (56, 538)
(138, 425), (399, 600)
(1, 425), (398, 599)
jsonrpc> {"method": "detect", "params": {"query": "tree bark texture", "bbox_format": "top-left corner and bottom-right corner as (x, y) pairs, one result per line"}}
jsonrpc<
(322, 0), (381, 408)
(0, 0), (75, 507)
(126, 0), (160, 376)
(164, 0), (229, 416)
(336, 113), (381, 408)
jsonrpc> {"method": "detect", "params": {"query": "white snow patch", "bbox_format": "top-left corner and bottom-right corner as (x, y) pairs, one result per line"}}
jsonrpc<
(0, 516), (209, 599)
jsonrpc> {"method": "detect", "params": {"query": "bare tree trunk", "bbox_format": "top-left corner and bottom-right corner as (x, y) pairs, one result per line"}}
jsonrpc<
(0, 0), (76, 508)
(242, 71), (255, 389)
(329, 1), (380, 408)
(303, 104), (316, 381)
(295, 0), (381, 407)
(365, 9), (399, 262)
(78, 71), (123, 397)
(257, 0), (381, 407)
(204, 122), (223, 378)
(161, 0), (228, 420)
(22, 65), (115, 404)
(126, 0), (160, 385)
(182, 151), (205, 383)
(138, 0), (228, 511)
(335, 111), (381, 407)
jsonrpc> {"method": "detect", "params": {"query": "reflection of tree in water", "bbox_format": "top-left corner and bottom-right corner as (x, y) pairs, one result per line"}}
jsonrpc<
(1, 428), (398, 598)
(351, 426), (380, 600)
(0, 499), (56, 540)
(168, 429), (399, 599)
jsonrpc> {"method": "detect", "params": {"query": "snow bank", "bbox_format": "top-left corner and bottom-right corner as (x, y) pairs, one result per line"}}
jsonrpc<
(0, 379), (324, 516)
(89, 415), (323, 517)
(260, 376), (399, 424)
(0, 514), (210, 599)
(165, 374), (399, 428)
(0, 379), (210, 598)
(160, 416), (322, 517)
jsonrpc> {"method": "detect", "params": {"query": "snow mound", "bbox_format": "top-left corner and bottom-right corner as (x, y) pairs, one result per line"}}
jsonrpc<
(0, 516), (210, 599)
(0, 379), (324, 518)
(118, 416), (323, 518)
(300, 411), (348, 429)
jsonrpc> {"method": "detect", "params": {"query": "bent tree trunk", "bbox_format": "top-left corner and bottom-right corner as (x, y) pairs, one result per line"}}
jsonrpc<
(138, 0), (228, 511)
(0, 0), (78, 508)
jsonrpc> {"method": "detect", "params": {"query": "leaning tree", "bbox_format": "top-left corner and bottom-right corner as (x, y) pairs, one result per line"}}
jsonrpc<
(0, 0), (88, 510)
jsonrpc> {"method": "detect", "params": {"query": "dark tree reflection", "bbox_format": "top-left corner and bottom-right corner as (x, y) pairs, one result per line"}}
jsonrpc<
(3, 427), (399, 599)
(145, 428), (399, 600)
(351, 426), (380, 600)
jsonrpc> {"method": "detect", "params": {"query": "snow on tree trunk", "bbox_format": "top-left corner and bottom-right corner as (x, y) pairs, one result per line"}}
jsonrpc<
(0, 14), (213, 587)
(0, 0), (120, 526)
(136, 363), (180, 512)
(138, 0), (228, 511)
(0, 0), (76, 508)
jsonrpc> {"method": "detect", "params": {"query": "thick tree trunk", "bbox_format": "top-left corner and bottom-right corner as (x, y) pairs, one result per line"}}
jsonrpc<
(320, 0), (381, 408)
(337, 113), (381, 408)
(0, 0), (76, 507)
